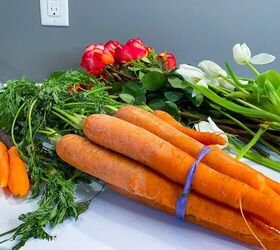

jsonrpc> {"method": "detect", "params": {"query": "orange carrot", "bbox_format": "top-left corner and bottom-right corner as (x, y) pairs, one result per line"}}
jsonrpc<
(8, 146), (30, 198)
(153, 110), (226, 145)
(56, 134), (280, 249)
(116, 105), (280, 196)
(0, 141), (9, 187)
(152, 109), (280, 196)
(82, 113), (280, 229)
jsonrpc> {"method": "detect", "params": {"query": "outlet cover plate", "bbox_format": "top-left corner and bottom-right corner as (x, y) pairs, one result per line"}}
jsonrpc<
(40, 0), (69, 27)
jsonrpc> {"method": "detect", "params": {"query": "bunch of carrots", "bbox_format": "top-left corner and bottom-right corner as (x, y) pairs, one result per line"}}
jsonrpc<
(0, 140), (29, 198)
(49, 105), (280, 249)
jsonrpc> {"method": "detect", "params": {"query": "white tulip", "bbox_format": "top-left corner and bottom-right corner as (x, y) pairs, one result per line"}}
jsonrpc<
(194, 117), (228, 148)
(198, 60), (227, 78)
(233, 43), (251, 65)
(176, 64), (208, 97)
(219, 80), (235, 91)
(198, 60), (234, 90)
(233, 43), (275, 65)
(176, 64), (205, 83)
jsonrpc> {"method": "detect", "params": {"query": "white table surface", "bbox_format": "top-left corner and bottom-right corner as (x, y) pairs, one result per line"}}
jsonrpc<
(1, 155), (279, 250)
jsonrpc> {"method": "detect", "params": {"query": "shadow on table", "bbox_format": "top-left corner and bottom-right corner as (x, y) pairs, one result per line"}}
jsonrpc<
(76, 190), (258, 250)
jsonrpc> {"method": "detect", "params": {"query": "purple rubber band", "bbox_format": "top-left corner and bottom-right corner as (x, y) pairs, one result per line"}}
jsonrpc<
(176, 146), (212, 220)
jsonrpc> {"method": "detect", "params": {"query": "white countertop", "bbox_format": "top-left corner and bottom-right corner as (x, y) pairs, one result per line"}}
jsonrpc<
(1, 155), (279, 250)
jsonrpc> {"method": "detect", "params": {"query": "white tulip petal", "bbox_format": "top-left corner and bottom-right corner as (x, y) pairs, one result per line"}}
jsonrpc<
(194, 121), (212, 132)
(233, 43), (251, 65)
(250, 53), (276, 65)
(219, 80), (235, 91)
(198, 60), (227, 78)
(191, 79), (208, 97)
(207, 117), (228, 147)
(176, 65), (205, 83)
(207, 117), (223, 133)
(179, 64), (204, 74)
(196, 79), (208, 88)
(194, 117), (228, 148)
(239, 80), (249, 85)
(207, 77), (219, 87)
(175, 68), (193, 82)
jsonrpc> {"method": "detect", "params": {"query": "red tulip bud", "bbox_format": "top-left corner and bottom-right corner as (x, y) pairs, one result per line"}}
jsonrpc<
(158, 52), (176, 70)
(115, 38), (149, 63)
(104, 40), (123, 57)
(81, 43), (114, 76)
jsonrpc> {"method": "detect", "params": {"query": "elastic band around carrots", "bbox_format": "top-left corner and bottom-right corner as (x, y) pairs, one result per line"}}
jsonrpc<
(176, 146), (213, 220)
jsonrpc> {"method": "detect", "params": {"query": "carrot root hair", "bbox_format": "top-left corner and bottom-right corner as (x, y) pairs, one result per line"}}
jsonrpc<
(239, 197), (267, 250)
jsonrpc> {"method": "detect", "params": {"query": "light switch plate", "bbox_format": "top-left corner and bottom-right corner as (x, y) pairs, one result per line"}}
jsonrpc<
(40, 0), (69, 27)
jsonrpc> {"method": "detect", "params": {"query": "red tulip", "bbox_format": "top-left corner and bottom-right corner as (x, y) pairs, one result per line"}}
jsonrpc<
(158, 52), (176, 70)
(104, 40), (123, 57)
(115, 38), (149, 63)
(81, 44), (114, 76)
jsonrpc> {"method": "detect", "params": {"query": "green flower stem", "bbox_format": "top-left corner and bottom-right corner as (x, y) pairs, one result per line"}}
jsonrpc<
(191, 84), (280, 122)
(215, 107), (280, 155)
(108, 65), (138, 81)
(236, 76), (255, 82)
(245, 61), (260, 76)
(236, 126), (267, 160)
(219, 74), (249, 94)
(229, 136), (280, 172)
(235, 98), (264, 110)
(225, 62), (254, 90)
(208, 84), (230, 95)
(237, 135), (270, 158)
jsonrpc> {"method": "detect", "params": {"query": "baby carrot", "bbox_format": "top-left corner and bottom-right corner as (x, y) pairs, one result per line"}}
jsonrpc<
(82, 114), (280, 229)
(153, 110), (226, 145)
(56, 134), (280, 249)
(116, 105), (279, 196)
(0, 141), (9, 187)
(8, 146), (30, 198)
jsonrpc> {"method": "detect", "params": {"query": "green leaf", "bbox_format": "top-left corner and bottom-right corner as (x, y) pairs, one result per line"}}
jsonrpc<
(164, 91), (184, 102)
(119, 93), (135, 104)
(141, 71), (167, 91)
(168, 77), (188, 89)
(141, 57), (151, 64)
(164, 101), (180, 120)
(138, 71), (145, 80)
(191, 84), (280, 122)
(148, 98), (166, 110)
(257, 70), (280, 99)
(121, 81), (146, 104)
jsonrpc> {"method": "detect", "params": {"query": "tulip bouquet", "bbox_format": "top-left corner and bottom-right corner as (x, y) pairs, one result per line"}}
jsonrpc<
(80, 39), (280, 170)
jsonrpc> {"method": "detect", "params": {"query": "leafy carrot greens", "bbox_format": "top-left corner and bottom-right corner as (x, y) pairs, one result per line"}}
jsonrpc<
(0, 70), (122, 249)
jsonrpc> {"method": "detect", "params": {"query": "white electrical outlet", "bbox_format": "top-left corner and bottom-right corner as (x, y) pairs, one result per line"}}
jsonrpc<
(40, 0), (69, 26)
(47, 0), (61, 17)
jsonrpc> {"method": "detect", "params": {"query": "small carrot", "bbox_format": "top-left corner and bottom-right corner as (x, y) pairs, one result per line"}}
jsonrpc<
(116, 105), (279, 197)
(56, 134), (280, 249)
(82, 113), (280, 229)
(8, 146), (30, 198)
(153, 110), (226, 145)
(0, 141), (9, 187)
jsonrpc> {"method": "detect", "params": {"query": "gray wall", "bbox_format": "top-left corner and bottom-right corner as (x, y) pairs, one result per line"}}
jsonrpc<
(1, 0), (280, 82)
